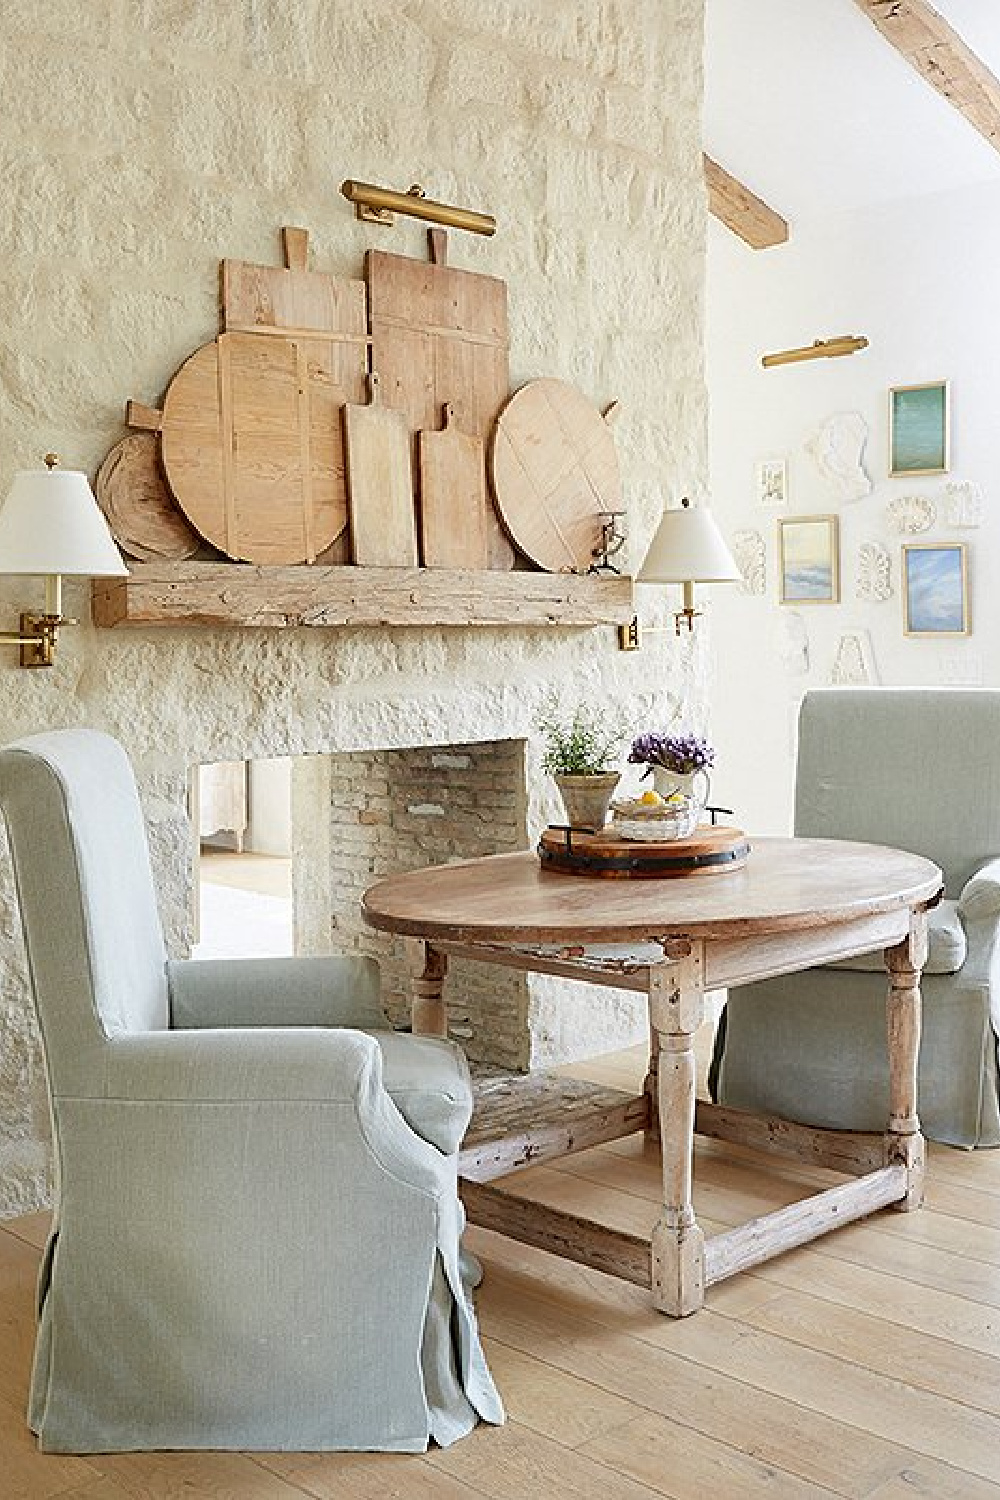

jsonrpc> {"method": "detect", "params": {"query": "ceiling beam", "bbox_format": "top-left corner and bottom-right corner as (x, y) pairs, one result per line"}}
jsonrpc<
(852, 0), (1000, 152)
(702, 155), (789, 250)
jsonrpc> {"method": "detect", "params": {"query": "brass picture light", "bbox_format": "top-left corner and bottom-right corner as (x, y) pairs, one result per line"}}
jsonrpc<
(340, 179), (496, 237)
(0, 454), (128, 667)
(761, 335), (868, 369)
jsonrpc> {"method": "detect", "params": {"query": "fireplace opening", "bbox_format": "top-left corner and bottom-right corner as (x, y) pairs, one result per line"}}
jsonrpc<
(193, 758), (294, 958)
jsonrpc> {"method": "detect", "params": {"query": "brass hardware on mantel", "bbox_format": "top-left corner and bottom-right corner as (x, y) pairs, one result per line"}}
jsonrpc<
(340, 179), (496, 236)
(761, 335), (868, 369)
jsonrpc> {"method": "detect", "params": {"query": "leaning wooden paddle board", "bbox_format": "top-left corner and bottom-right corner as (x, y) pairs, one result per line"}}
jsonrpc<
(222, 225), (369, 344)
(418, 403), (489, 569)
(343, 373), (417, 567)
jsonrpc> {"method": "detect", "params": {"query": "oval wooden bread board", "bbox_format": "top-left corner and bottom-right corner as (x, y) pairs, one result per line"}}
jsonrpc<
(159, 332), (361, 564)
(490, 378), (621, 572)
(538, 825), (750, 879)
(95, 432), (200, 562)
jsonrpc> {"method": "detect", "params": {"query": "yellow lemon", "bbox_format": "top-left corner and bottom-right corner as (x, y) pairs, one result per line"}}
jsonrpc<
(639, 789), (665, 806)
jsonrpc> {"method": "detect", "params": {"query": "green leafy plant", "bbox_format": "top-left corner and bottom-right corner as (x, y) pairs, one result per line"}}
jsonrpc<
(536, 697), (625, 777)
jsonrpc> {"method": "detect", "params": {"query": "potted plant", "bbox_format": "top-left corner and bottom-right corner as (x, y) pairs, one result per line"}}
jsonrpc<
(628, 730), (714, 809)
(537, 697), (624, 829)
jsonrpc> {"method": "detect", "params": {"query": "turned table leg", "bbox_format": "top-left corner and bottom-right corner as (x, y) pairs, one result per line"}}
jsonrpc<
(649, 948), (706, 1316)
(885, 908), (929, 1211)
(408, 939), (449, 1037)
(643, 1024), (660, 1142)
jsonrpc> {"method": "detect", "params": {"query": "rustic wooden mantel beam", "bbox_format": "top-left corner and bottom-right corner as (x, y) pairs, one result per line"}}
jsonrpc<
(702, 155), (789, 250)
(852, 0), (1000, 152)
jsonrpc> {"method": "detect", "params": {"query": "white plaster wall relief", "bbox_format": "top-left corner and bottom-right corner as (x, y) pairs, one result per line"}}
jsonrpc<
(856, 541), (892, 602)
(939, 651), (984, 687)
(755, 456), (787, 506)
(732, 528), (766, 594)
(945, 481), (983, 528)
(805, 412), (872, 501)
(830, 630), (878, 685)
(772, 610), (809, 675)
(887, 495), (936, 534)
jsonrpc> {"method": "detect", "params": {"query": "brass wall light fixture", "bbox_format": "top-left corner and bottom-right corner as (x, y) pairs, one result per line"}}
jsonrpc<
(340, 179), (496, 237)
(0, 455), (128, 667)
(761, 335), (868, 369)
(619, 498), (741, 650)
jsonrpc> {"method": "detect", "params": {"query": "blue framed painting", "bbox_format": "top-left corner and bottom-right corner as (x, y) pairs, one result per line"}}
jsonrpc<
(889, 381), (950, 477)
(778, 515), (839, 604)
(902, 543), (969, 637)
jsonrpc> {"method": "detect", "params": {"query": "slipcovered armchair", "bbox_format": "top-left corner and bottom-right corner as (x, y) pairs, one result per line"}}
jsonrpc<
(711, 688), (1000, 1148)
(0, 728), (503, 1453)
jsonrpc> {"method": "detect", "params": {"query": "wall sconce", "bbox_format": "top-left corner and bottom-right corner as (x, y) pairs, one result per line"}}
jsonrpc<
(619, 498), (740, 650)
(340, 179), (496, 237)
(761, 335), (868, 369)
(0, 455), (128, 667)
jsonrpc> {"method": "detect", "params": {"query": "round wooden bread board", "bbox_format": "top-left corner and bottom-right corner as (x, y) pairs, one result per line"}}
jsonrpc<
(95, 432), (200, 562)
(489, 378), (621, 573)
(537, 825), (750, 879)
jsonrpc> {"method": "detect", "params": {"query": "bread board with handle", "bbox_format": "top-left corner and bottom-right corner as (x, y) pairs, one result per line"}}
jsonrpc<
(537, 824), (750, 879)
(418, 402), (489, 569)
(490, 379), (622, 573)
(222, 225), (369, 345)
(366, 228), (514, 569)
(342, 372), (418, 567)
(131, 329), (364, 564)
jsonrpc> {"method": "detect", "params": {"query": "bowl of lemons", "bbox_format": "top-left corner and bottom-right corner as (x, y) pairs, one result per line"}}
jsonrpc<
(609, 787), (700, 842)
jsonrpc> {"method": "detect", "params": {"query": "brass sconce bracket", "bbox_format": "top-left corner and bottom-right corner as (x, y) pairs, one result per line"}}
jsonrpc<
(340, 179), (496, 237)
(618, 612), (698, 651)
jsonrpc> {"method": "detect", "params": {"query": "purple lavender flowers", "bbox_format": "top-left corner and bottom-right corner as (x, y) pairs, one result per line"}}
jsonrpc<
(628, 732), (715, 775)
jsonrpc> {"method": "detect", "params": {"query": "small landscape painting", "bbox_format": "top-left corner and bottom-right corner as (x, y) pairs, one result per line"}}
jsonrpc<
(778, 515), (839, 604)
(902, 543), (968, 636)
(889, 381), (950, 477)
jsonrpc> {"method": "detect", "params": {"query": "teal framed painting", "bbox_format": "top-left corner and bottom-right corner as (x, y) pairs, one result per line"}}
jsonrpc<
(902, 543), (969, 637)
(889, 380), (950, 477)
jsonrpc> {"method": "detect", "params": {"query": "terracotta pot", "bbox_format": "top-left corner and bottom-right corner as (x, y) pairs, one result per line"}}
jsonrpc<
(554, 772), (620, 831)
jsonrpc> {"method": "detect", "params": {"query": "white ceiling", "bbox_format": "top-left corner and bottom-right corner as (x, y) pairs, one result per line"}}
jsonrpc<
(704, 0), (1000, 223)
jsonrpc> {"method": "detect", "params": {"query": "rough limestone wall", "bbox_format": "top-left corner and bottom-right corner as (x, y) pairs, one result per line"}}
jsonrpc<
(0, 0), (708, 1214)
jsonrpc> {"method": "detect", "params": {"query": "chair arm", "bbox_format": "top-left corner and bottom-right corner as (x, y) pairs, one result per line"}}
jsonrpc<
(100, 1025), (382, 1103)
(957, 859), (1000, 995)
(167, 954), (387, 1031)
(959, 858), (1000, 924)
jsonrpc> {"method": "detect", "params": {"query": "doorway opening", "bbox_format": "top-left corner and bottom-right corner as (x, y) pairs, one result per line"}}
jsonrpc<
(194, 758), (293, 957)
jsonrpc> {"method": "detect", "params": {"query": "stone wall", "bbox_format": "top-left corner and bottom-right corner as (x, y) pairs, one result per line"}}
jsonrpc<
(0, 0), (708, 1214)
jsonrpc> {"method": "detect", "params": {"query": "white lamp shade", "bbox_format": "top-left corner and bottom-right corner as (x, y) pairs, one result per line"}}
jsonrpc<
(0, 466), (128, 577)
(636, 500), (741, 584)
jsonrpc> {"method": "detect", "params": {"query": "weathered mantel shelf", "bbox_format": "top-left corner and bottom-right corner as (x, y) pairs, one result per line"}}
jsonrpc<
(91, 563), (634, 630)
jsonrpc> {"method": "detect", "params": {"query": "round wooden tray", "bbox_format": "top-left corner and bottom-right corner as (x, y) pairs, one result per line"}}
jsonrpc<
(537, 824), (750, 879)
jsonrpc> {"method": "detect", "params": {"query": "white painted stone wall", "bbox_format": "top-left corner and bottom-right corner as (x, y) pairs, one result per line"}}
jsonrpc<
(0, 0), (708, 1214)
(708, 182), (1000, 834)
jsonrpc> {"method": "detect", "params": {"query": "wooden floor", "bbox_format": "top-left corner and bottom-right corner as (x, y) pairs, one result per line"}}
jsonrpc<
(4, 1043), (1000, 1498)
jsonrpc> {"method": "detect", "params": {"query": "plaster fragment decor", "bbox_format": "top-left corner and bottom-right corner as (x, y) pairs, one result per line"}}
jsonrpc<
(945, 481), (983, 528)
(856, 542), (892, 602)
(805, 412), (872, 501)
(732, 528), (766, 594)
(831, 630), (878, 686)
(887, 495), (936, 534)
(773, 610), (809, 675)
(939, 651), (984, 687)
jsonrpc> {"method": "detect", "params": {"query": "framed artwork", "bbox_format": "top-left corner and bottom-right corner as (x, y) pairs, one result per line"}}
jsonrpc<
(755, 456), (787, 506)
(778, 515), (840, 604)
(902, 543), (969, 636)
(889, 381), (950, 477)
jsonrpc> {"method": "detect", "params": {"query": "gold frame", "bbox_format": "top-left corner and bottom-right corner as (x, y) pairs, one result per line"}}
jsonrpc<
(778, 515), (840, 605)
(889, 380), (951, 478)
(902, 542), (969, 637)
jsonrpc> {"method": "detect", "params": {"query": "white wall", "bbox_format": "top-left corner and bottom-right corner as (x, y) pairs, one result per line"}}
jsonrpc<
(707, 180), (1000, 834)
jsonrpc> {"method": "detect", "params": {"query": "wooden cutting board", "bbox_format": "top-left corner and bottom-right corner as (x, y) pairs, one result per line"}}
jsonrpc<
(222, 225), (369, 344)
(149, 330), (363, 564)
(343, 373), (417, 567)
(490, 378), (621, 573)
(95, 431), (200, 561)
(366, 229), (514, 569)
(418, 402), (489, 569)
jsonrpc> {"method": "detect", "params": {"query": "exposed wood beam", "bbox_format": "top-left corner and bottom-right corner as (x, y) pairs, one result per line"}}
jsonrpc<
(852, 0), (1000, 152)
(702, 155), (789, 250)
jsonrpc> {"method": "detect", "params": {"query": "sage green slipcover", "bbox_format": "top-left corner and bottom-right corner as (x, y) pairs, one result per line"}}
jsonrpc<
(0, 728), (503, 1453)
(711, 688), (1000, 1148)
